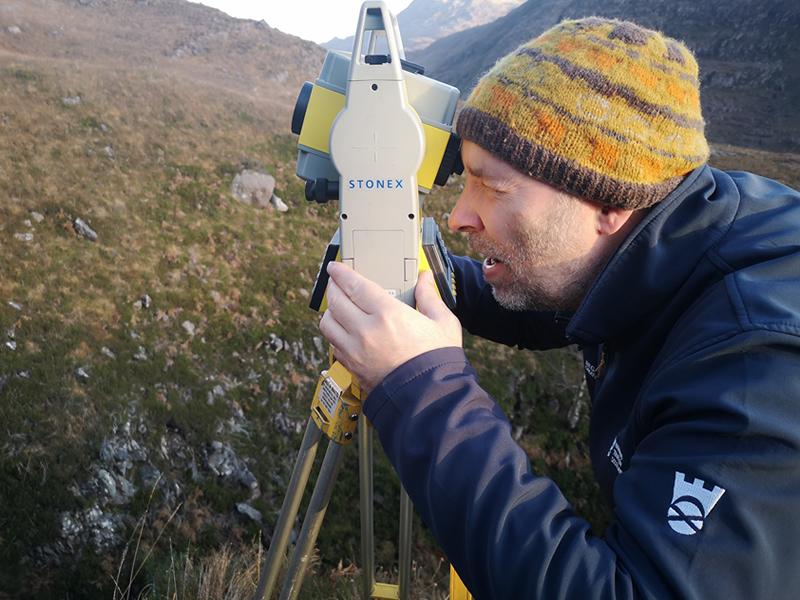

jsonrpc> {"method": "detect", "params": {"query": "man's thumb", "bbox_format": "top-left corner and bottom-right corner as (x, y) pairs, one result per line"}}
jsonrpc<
(415, 271), (448, 320)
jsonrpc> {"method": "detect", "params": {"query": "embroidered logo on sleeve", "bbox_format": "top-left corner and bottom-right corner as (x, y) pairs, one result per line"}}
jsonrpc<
(606, 436), (623, 474)
(667, 472), (726, 535)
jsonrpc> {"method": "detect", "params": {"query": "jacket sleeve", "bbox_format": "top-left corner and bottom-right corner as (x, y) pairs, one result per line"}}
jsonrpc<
(363, 329), (800, 599)
(450, 254), (570, 350)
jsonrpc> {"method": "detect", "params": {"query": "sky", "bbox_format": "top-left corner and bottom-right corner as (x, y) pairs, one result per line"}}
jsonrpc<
(191, 1), (415, 44)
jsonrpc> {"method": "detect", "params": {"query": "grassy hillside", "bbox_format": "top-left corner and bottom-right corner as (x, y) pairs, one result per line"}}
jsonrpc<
(2, 2), (799, 599)
(0, 53), (606, 598)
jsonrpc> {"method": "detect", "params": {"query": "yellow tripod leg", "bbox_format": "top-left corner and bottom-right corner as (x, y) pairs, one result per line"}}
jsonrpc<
(450, 566), (473, 600)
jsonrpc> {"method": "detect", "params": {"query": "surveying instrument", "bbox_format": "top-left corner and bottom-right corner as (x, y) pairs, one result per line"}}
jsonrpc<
(253, 2), (473, 599)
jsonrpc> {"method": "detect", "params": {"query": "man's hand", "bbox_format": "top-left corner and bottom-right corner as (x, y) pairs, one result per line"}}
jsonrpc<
(319, 262), (463, 397)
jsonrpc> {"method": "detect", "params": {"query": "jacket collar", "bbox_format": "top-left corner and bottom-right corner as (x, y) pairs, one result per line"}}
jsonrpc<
(566, 165), (740, 346)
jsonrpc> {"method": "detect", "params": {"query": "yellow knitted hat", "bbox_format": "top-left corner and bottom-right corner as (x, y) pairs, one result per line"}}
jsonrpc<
(456, 18), (709, 209)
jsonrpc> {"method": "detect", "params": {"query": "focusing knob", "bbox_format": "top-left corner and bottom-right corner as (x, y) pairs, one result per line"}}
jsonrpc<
(305, 178), (340, 203)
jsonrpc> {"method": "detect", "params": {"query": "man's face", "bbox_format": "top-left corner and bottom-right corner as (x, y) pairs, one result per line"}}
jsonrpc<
(448, 141), (607, 311)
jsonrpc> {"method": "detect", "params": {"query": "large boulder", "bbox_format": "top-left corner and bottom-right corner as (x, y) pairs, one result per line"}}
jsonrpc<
(231, 170), (276, 209)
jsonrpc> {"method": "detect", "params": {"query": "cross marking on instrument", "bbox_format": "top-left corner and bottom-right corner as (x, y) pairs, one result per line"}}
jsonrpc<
(353, 130), (397, 163)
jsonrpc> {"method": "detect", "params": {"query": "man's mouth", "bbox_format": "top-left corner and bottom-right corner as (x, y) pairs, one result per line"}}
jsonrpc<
(482, 256), (508, 281)
(483, 256), (503, 269)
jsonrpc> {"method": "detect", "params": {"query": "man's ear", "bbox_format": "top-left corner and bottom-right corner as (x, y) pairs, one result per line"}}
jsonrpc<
(596, 205), (638, 236)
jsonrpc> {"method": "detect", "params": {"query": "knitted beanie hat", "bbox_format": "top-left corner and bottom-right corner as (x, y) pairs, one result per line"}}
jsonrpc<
(456, 18), (709, 210)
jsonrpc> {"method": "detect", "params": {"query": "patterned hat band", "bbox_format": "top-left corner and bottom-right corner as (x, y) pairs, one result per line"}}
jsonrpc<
(456, 18), (709, 210)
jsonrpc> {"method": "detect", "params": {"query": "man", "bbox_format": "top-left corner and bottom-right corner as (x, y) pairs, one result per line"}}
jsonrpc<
(319, 17), (800, 599)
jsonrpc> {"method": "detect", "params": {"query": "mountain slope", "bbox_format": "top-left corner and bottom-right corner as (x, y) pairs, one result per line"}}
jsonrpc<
(411, 0), (800, 152)
(0, 0), (325, 129)
(324, 0), (524, 53)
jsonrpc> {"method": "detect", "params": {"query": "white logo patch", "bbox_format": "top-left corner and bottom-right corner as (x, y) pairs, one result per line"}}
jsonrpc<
(667, 472), (726, 535)
(584, 359), (598, 380)
(606, 436), (623, 474)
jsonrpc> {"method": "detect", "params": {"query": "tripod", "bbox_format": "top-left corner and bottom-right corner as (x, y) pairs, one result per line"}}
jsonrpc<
(253, 360), (414, 600)
(254, 2), (470, 597)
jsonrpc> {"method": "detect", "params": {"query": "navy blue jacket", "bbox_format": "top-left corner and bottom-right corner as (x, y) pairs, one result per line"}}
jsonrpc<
(362, 166), (800, 599)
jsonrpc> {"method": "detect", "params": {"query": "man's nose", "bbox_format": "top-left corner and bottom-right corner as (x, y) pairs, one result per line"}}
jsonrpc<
(448, 188), (484, 234)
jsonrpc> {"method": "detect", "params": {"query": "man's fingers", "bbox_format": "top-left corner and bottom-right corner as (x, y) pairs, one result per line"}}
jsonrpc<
(319, 309), (350, 353)
(414, 271), (450, 321)
(327, 262), (392, 314)
(326, 279), (366, 333)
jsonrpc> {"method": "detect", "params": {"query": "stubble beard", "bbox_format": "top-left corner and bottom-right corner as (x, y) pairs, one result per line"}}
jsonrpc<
(469, 199), (604, 312)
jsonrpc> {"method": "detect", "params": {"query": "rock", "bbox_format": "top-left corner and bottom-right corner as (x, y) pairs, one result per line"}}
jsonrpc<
(5, 341), (17, 351)
(14, 233), (33, 242)
(23, 219), (32, 228)
(62, 95), (82, 106)
(206, 384), (225, 405)
(290, 340), (308, 364)
(103, 145), (115, 160)
(313, 336), (325, 355)
(100, 346), (116, 359)
(270, 194), (289, 212)
(159, 431), (189, 463)
(133, 294), (152, 310)
(96, 467), (136, 505)
(60, 512), (83, 541)
(236, 502), (263, 523)
(74, 367), (90, 382)
(139, 464), (161, 489)
(30, 212), (45, 223)
(206, 441), (259, 492)
(73, 218), (97, 242)
(231, 170), (276, 209)
(567, 393), (585, 431)
(267, 333), (285, 352)
(7, 301), (22, 311)
(273, 412), (304, 436)
(59, 504), (123, 553)
(133, 346), (147, 361)
(218, 400), (249, 436)
(182, 320), (196, 336)
(7, 26), (22, 35)
(99, 425), (147, 470)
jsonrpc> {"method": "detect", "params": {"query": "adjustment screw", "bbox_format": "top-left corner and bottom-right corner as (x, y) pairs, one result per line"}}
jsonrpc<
(344, 432), (353, 440)
(350, 413), (359, 422)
